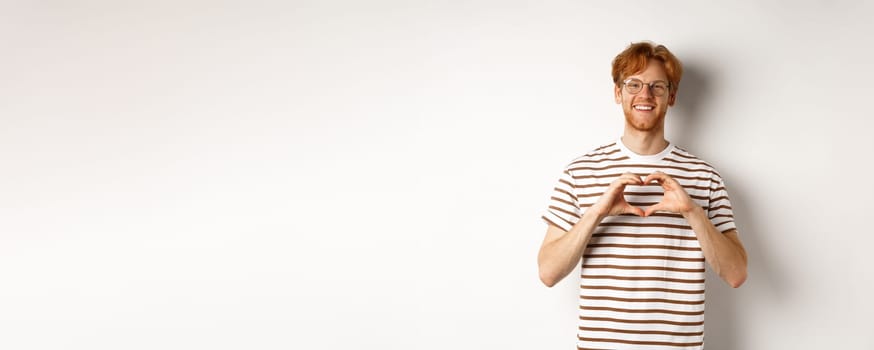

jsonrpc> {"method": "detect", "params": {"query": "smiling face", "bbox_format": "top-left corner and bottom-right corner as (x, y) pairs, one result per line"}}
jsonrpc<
(614, 60), (676, 133)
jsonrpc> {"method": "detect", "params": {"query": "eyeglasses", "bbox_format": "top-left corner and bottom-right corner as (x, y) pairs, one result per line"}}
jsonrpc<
(621, 78), (671, 97)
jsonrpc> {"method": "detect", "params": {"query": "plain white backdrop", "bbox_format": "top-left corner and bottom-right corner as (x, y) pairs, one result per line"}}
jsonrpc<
(1, 1), (872, 349)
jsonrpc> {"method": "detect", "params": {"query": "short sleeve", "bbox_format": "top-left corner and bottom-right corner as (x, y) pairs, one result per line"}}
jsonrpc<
(708, 176), (737, 234)
(541, 168), (581, 232)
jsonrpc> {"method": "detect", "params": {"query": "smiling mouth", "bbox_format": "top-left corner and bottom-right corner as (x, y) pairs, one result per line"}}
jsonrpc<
(633, 105), (654, 111)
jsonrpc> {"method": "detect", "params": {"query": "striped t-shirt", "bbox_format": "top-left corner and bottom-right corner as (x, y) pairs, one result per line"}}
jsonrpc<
(541, 139), (736, 350)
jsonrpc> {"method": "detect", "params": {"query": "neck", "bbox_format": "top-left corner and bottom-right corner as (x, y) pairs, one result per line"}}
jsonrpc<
(621, 128), (668, 155)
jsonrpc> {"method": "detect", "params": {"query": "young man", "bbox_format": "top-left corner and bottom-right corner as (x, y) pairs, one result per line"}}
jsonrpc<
(538, 42), (747, 349)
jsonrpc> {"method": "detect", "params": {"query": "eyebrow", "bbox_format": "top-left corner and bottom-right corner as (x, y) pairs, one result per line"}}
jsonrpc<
(626, 78), (669, 84)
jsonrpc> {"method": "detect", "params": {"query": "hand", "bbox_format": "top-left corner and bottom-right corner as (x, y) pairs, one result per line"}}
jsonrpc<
(591, 172), (646, 217)
(643, 171), (698, 216)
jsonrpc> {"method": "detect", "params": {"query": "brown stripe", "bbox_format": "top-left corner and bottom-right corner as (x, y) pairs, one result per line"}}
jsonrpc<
(592, 232), (695, 240)
(713, 220), (737, 233)
(573, 172), (713, 181)
(580, 316), (704, 327)
(581, 201), (667, 208)
(711, 213), (734, 219)
(541, 216), (567, 231)
(544, 212), (577, 229)
(550, 195), (575, 207)
(584, 254), (704, 262)
(577, 192), (692, 199)
(582, 274), (705, 284)
(548, 205), (580, 219)
(582, 285), (704, 295)
(587, 243), (701, 252)
(627, 192), (708, 201)
(568, 163), (718, 176)
(578, 149), (621, 159)
(581, 305), (704, 316)
(570, 156), (630, 164)
(576, 191), (605, 198)
(579, 326), (703, 337)
(574, 182), (610, 189)
(625, 201), (660, 207)
(713, 219), (735, 228)
(598, 222), (692, 230)
(556, 188), (576, 202)
(669, 150), (699, 160)
(620, 212), (684, 219)
(568, 162), (707, 172)
(710, 195), (730, 203)
(621, 191), (666, 197)
(588, 143), (617, 153)
(580, 295), (704, 305)
(664, 155), (710, 166)
(576, 192), (604, 198)
(574, 173), (626, 180)
(712, 216), (733, 224)
(583, 264), (705, 273)
(578, 336), (702, 347)
(710, 204), (733, 211)
(576, 191), (710, 201)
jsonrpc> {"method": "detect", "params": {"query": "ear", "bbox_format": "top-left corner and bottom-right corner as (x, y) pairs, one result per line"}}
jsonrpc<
(668, 91), (677, 106)
(614, 84), (622, 104)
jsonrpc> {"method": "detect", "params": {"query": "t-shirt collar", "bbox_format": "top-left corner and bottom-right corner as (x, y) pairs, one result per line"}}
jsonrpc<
(617, 137), (674, 163)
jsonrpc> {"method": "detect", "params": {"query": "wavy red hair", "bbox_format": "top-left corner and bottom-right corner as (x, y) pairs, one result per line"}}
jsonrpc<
(611, 42), (683, 92)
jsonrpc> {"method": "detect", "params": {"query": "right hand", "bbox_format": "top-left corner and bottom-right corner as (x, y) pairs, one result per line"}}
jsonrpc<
(589, 172), (645, 218)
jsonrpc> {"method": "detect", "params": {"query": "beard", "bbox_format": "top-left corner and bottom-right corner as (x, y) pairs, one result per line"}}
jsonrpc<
(623, 107), (666, 132)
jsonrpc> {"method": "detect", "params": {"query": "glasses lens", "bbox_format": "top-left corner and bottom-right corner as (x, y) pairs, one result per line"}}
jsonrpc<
(651, 83), (668, 96)
(624, 79), (643, 94)
(624, 79), (669, 97)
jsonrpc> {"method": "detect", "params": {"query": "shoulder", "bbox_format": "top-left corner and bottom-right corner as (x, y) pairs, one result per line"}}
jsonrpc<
(565, 141), (626, 170)
(666, 146), (726, 181)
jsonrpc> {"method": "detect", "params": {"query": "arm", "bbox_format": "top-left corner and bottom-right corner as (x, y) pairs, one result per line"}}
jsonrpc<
(538, 173), (645, 287)
(643, 171), (748, 288)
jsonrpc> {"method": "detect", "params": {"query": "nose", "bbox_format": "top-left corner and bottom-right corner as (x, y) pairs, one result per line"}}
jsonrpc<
(639, 83), (653, 98)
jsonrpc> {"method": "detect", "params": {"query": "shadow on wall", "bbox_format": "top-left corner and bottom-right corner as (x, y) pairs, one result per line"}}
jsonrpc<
(669, 61), (708, 148)
(672, 60), (790, 350)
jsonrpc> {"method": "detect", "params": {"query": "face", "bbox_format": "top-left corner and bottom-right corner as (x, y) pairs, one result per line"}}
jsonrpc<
(614, 61), (676, 133)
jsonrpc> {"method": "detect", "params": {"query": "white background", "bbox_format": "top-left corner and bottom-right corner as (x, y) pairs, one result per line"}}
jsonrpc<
(1, 1), (872, 349)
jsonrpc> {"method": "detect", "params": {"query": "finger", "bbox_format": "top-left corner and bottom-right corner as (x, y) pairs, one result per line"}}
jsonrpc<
(644, 202), (667, 217)
(611, 176), (642, 191)
(646, 172), (679, 190)
(643, 171), (666, 185)
(624, 204), (645, 217)
(621, 172), (644, 184)
(619, 176), (644, 186)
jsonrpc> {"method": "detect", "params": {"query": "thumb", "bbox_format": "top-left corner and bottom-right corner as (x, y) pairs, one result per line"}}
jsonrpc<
(644, 202), (666, 217)
(624, 204), (645, 217)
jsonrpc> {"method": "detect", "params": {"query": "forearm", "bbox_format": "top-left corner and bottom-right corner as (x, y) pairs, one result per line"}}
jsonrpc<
(538, 209), (605, 287)
(683, 206), (748, 287)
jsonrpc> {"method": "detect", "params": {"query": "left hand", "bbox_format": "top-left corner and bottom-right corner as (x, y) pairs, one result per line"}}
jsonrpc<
(643, 171), (699, 216)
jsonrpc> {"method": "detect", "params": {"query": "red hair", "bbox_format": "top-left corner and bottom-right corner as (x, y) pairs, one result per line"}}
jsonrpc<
(611, 42), (683, 92)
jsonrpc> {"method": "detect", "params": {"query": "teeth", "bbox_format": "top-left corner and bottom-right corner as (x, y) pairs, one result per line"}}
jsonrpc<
(634, 105), (653, 111)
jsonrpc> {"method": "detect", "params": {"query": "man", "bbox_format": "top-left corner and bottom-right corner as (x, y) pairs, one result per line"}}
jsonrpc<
(538, 42), (748, 349)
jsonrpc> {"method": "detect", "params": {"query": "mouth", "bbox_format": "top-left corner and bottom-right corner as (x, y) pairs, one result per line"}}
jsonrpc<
(633, 104), (655, 111)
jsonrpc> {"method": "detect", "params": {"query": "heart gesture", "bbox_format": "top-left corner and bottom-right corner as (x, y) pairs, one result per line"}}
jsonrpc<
(643, 171), (697, 217)
(592, 171), (698, 218)
(590, 172), (646, 217)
